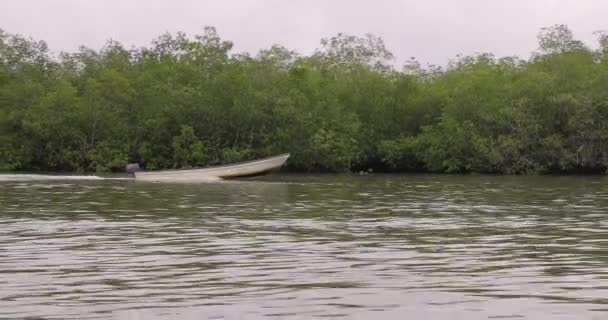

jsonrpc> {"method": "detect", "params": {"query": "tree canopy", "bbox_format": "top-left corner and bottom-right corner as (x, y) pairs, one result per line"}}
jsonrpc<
(2, 25), (608, 174)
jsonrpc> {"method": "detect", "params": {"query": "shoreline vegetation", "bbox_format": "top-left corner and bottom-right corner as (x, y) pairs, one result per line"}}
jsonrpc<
(2, 25), (608, 174)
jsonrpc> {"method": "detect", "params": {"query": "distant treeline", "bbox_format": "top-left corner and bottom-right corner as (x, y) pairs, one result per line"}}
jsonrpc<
(2, 25), (608, 173)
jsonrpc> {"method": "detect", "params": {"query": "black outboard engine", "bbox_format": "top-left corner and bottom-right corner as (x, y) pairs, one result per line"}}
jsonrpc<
(126, 163), (141, 177)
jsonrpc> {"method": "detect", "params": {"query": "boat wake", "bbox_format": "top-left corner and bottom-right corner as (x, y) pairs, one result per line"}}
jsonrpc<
(0, 174), (131, 182)
(134, 176), (224, 183)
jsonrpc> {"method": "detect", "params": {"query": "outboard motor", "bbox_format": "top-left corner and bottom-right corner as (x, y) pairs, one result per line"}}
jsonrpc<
(126, 163), (141, 177)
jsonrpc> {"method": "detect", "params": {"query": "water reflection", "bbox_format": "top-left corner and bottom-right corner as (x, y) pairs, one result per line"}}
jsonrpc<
(0, 174), (607, 319)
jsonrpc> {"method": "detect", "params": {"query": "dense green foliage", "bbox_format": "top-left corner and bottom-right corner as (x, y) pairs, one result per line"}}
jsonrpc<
(2, 25), (608, 174)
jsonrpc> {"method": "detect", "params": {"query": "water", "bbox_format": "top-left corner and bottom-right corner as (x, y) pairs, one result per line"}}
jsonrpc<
(1, 174), (607, 319)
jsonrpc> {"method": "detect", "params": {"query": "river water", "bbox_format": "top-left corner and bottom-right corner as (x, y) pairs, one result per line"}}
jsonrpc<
(0, 174), (607, 319)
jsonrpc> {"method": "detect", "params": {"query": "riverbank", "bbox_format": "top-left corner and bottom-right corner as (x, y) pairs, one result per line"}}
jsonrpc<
(3, 25), (608, 174)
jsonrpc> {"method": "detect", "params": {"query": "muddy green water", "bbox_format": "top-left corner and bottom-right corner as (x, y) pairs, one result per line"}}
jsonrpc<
(0, 174), (607, 319)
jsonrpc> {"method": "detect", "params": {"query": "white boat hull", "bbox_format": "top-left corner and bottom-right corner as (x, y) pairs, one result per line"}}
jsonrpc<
(134, 154), (290, 182)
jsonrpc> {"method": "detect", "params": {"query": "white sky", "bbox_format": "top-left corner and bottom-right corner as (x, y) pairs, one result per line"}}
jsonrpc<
(1, 0), (606, 66)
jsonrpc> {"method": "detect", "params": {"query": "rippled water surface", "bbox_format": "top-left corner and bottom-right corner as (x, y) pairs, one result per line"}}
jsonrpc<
(1, 174), (607, 319)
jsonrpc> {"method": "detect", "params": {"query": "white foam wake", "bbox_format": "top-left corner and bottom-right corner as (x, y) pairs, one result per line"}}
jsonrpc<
(0, 174), (130, 181)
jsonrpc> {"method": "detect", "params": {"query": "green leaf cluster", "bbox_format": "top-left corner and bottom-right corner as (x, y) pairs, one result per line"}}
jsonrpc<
(2, 25), (608, 174)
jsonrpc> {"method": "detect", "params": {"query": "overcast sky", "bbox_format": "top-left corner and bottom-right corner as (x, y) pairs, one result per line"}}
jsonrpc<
(1, 0), (606, 66)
